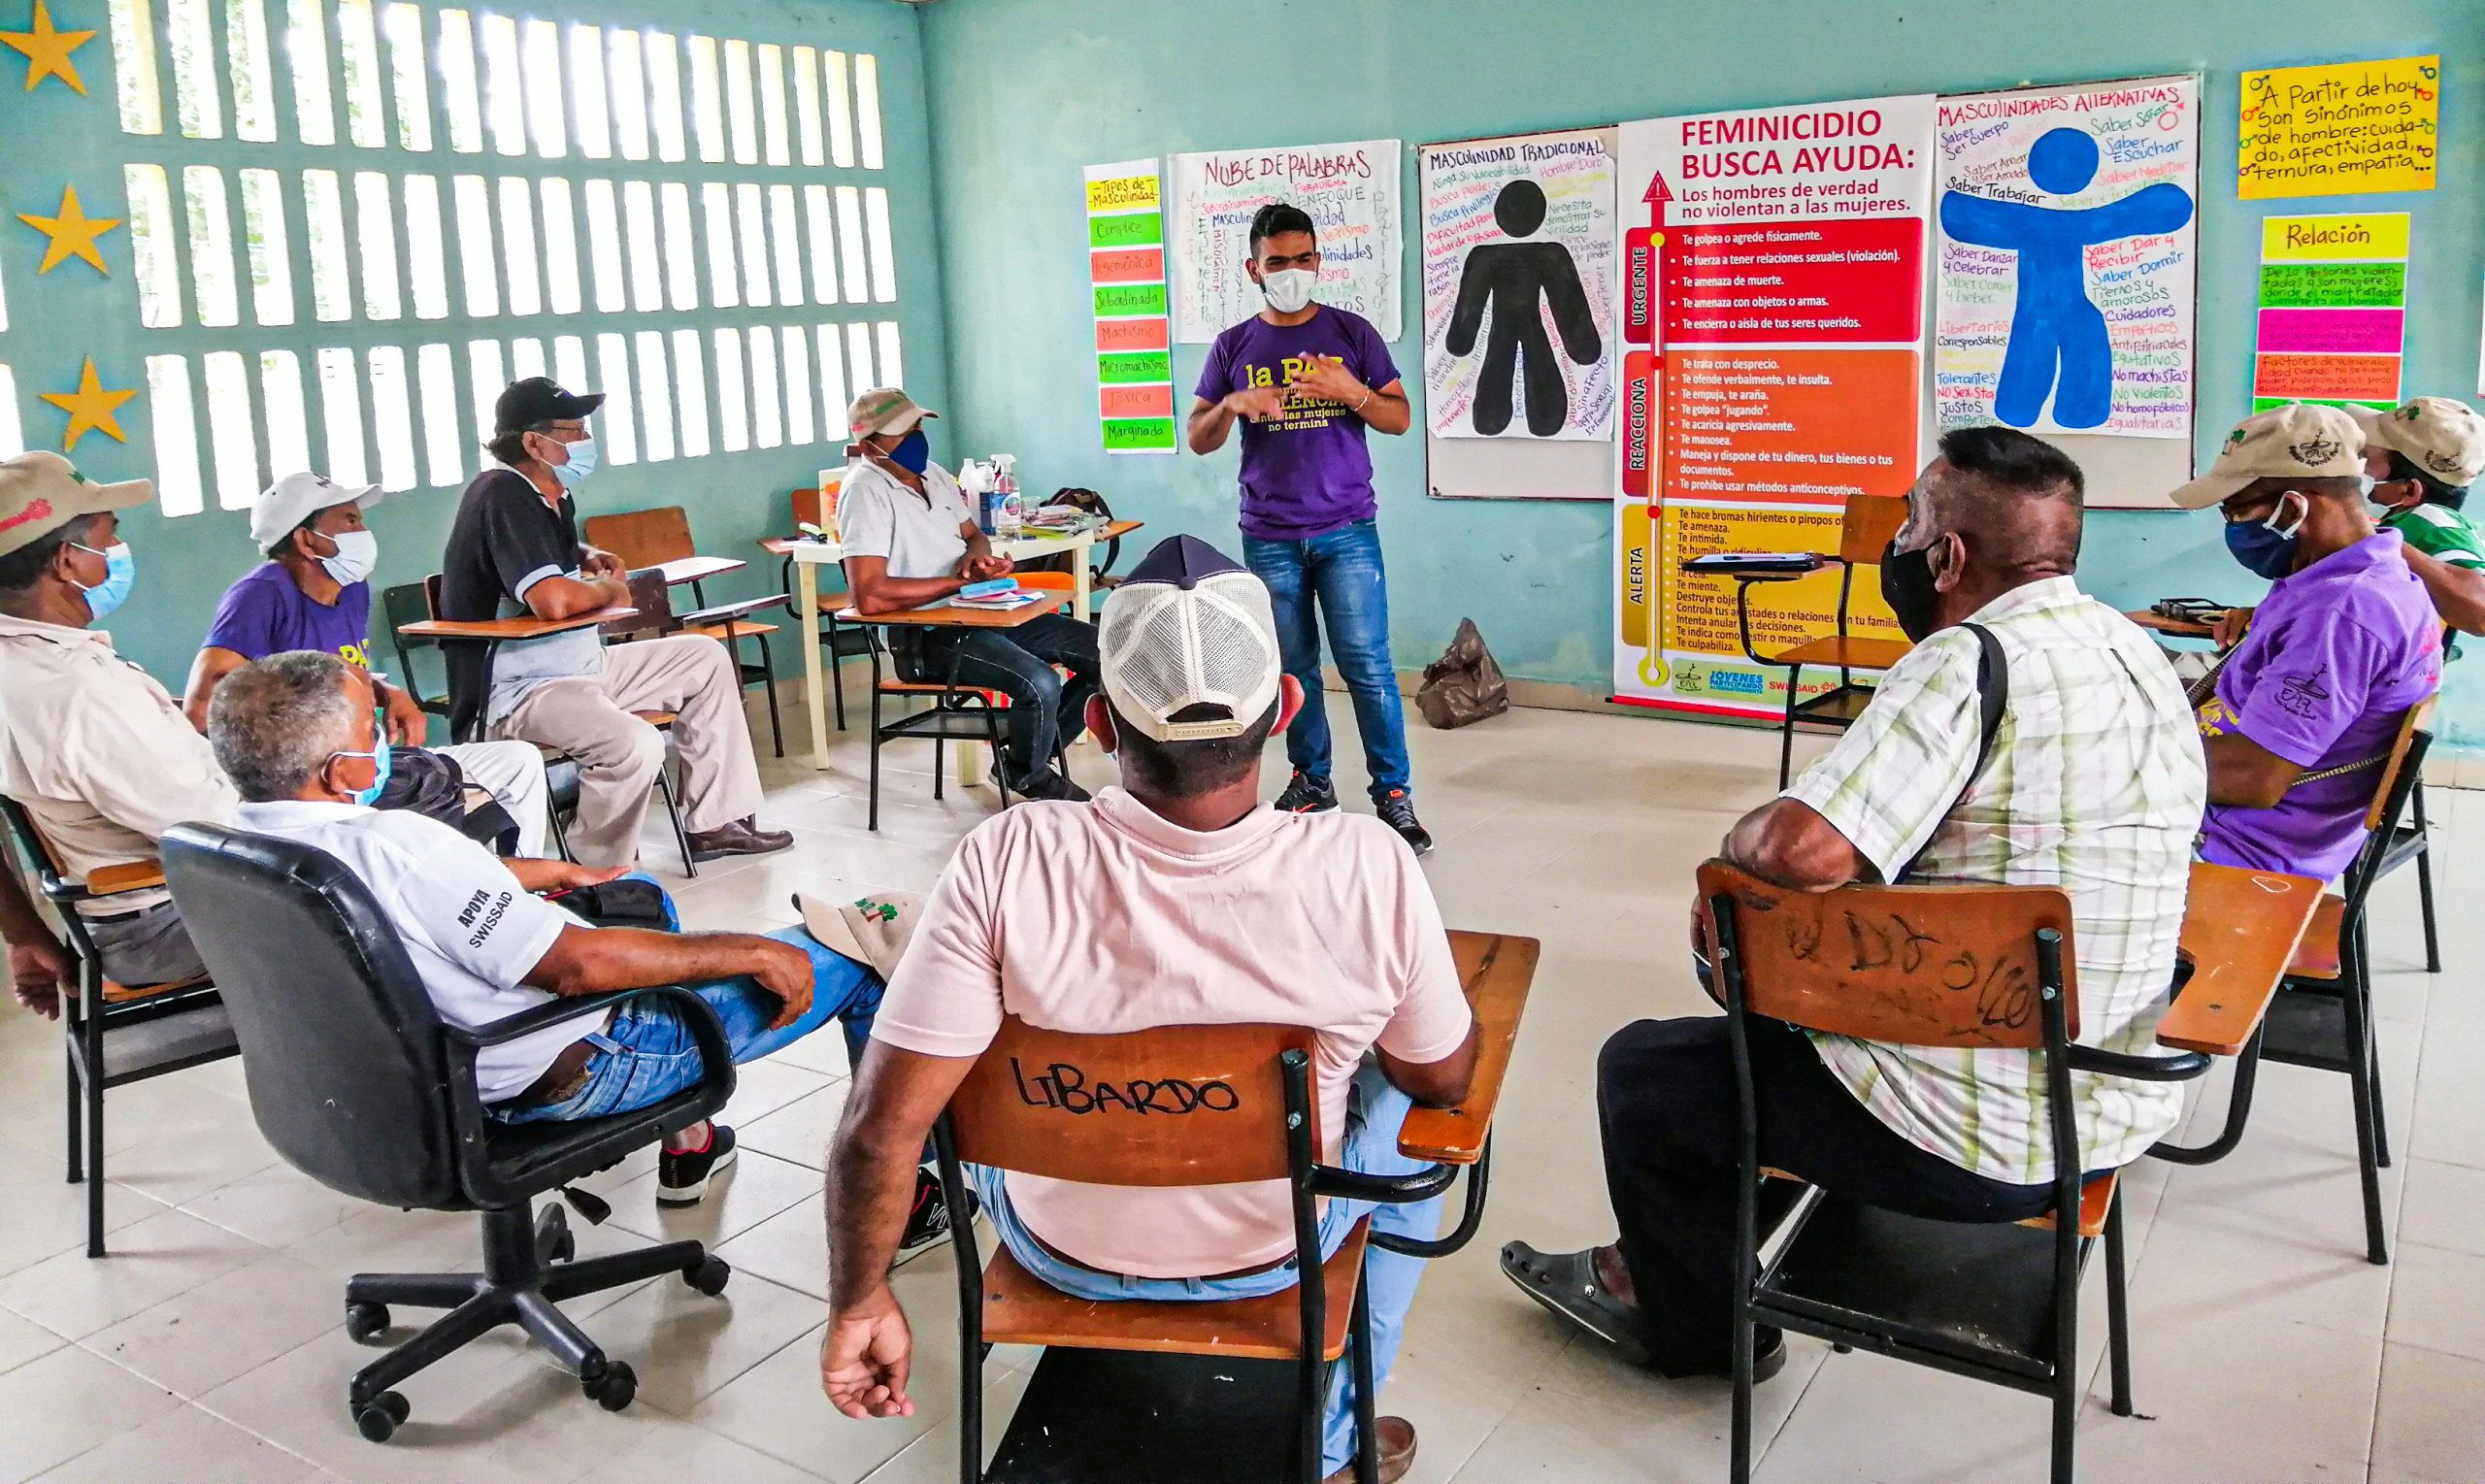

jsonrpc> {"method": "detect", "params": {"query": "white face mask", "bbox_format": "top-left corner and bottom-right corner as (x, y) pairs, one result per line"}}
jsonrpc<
(1259, 267), (1316, 314)
(318, 529), (379, 586)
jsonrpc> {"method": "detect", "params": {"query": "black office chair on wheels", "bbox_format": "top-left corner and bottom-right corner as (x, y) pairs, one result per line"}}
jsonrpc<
(160, 823), (736, 1442)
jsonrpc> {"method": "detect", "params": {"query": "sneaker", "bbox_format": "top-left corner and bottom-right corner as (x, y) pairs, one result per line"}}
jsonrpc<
(895, 1168), (977, 1266)
(657, 1124), (739, 1206)
(1376, 790), (1433, 856)
(1275, 770), (1339, 813)
(1010, 769), (1091, 803)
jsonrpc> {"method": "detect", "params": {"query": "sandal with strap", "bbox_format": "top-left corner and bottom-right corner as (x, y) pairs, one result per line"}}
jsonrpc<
(1499, 1241), (1652, 1365)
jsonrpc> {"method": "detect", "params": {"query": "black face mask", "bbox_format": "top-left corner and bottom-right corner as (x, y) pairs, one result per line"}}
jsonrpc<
(1879, 539), (1939, 643)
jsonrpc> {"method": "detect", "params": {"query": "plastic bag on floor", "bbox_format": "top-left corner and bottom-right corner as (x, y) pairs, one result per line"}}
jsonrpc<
(1416, 618), (1510, 730)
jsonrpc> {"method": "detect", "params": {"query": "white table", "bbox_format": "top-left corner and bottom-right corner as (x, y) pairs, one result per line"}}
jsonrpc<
(772, 521), (1141, 775)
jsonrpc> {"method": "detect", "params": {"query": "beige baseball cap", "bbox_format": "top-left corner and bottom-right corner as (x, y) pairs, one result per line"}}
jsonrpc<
(2353, 397), (2485, 489)
(2169, 404), (2367, 510)
(845, 387), (938, 439)
(0, 451), (152, 557)
(794, 890), (924, 980)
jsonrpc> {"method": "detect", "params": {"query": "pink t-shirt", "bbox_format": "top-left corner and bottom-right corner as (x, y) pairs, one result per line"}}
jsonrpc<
(872, 786), (1474, 1278)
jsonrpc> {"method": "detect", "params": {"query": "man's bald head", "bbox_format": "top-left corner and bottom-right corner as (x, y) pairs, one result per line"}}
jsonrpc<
(1909, 425), (2086, 580)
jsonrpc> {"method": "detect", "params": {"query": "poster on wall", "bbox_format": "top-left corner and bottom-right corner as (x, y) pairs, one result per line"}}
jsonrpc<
(1612, 94), (1936, 716)
(1170, 139), (1402, 344)
(2239, 55), (2439, 200)
(1418, 130), (1615, 441)
(2253, 212), (2409, 412)
(1083, 159), (1177, 454)
(1933, 76), (2198, 441)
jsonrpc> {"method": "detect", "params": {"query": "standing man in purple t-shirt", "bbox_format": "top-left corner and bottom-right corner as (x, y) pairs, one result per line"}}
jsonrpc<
(2169, 405), (2440, 882)
(1188, 202), (1432, 854)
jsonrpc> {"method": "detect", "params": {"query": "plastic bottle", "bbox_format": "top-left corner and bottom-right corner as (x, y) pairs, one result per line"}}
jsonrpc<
(959, 459), (998, 536)
(993, 454), (1023, 539)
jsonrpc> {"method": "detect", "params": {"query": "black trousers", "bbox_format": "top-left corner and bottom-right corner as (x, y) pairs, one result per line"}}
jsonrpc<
(1597, 1013), (2059, 1377)
(894, 613), (1101, 786)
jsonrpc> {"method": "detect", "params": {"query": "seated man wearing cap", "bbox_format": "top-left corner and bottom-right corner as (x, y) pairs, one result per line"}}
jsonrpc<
(440, 379), (790, 867)
(180, 472), (553, 855)
(2175, 405), (2441, 883)
(207, 649), (960, 1237)
(837, 387), (1101, 802)
(820, 537), (1478, 1484)
(0, 452), (237, 1003)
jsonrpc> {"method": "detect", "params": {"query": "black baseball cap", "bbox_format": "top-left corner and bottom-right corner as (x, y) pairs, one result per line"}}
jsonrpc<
(494, 377), (606, 435)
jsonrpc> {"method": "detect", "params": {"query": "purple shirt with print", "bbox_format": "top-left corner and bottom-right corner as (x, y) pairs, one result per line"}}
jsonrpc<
(2198, 530), (2439, 881)
(203, 562), (375, 668)
(1195, 305), (1401, 541)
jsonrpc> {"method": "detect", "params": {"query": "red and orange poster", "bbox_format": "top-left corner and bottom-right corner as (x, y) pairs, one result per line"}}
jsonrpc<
(1612, 95), (1936, 716)
(1085, 159), (1177, 454)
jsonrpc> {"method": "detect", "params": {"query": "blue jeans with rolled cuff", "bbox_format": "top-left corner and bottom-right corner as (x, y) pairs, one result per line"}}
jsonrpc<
(1242, 520), (1412, 804)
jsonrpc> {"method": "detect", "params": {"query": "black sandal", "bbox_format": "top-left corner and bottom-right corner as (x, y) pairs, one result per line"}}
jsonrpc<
(1499, 1241), (1651, 1365)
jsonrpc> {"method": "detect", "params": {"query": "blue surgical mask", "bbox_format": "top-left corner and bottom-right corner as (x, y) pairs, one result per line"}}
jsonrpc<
(551, 437), (599, 492)
(330, 734), (392, 808)
(2225, 493), (2307, 580)
(885, 429), (931, 475)
(67, 541), (135, 621)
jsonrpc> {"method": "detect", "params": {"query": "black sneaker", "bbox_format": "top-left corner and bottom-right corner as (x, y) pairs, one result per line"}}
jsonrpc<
(1275, 770), (1339, 813)
(1376, 790), (1433, 856)
(896, 1168), (977, 1267)
(1010, 769), (1092, 803)
(657, 1124), (738, 1206)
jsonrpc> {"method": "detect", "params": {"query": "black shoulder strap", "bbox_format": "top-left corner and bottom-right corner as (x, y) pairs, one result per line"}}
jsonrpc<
(1896, 622), (2007, 884)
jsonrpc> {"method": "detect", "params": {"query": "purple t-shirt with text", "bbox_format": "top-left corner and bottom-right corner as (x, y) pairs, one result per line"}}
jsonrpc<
(2197, 531), (2439, 881)
(202, 562), (375, 670)
(1195, 305), (1401, 541)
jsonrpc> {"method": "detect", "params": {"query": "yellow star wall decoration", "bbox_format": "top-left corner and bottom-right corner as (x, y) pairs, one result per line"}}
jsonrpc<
(1, 1), (95, 95)
(17, 184), (119, 274)
(40, 358), (138, 450)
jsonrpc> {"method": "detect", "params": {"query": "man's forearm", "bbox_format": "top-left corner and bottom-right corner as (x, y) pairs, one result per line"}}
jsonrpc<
(826, 1120), (924, 1312)
(533, 926), (779, 997)
(1355, 388), (1412, 436)
(854, 573), (966, 610)
(1187, 402), (1237, 454)
(2403, 546), (2485, 635)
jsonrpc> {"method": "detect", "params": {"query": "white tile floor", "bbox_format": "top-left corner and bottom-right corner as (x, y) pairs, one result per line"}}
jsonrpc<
(1, 696), (2479, 1482)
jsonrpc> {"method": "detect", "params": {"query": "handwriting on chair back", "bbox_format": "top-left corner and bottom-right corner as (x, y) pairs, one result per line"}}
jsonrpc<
(1697, 861), (2075, 1050)
(582, 508), (696, 570)
(945, 1016), (1313, 1187)
(1838, 494), (1911, 567)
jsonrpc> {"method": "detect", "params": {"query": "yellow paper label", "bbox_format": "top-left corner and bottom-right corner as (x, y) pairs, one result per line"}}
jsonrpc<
(2239, 55), (2438, 200)
(2259, 212), (2410, 262)
(1085, 175), (1160, 213)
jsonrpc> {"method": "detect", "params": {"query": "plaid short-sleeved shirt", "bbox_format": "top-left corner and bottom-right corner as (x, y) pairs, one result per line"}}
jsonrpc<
(1786, 577), (2206, 1182)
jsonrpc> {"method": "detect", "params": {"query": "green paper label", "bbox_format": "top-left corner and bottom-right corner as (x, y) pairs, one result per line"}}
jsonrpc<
(1097, 351), (1173, 384)
(2257, 260), (2405, 309)
(1101, 416), (1176, 451)
(1089, 213), (1162, 248)
(2253, 396), (2397, 413)
(1093, 282), (1167, 317)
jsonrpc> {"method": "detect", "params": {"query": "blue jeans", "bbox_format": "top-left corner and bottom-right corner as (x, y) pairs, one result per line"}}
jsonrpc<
(971, 1062), (1441, 1474)
(1243, 520), (1412, 803)
(494, 924), (881, 1123)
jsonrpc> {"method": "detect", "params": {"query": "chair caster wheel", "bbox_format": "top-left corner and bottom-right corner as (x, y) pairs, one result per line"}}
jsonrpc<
(685, 1255), (731, 1297)
(346, 1303), (391, 1343)
(352, 1390), (410, 1441)
(581, 1359), (637, 1411)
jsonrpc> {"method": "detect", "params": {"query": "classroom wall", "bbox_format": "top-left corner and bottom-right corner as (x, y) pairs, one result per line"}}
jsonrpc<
(0, 0), (948, 698)
(917, 0), (2485, 748)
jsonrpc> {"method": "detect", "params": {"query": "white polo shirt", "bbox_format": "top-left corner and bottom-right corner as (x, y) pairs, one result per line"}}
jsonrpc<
(837, 458), (972, 582)
(232, 799), (603, 1101)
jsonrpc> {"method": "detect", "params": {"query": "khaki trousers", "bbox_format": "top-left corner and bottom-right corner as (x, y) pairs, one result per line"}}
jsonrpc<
(493, 635), (763, 868)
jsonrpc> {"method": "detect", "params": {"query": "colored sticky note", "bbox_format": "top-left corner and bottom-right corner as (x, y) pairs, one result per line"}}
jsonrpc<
(2253, 351), (2402, 402)
(2254, 307), (2403, 355)
(1088, 247), (1166, 285)
(1094, 282), (1167, 317)
(1099, 383), (1175, 420)
(1086, 174), (1160, 213)
(2260, 213), (2411, 262)
(2239, 56), (2438, 199)
(2258, 260), (2405, 309)
(1102, 416), (1176, 452)
(1097, 350), (1173, 384)
(1096, 317), (1170, 352)
(1089, 213), (1162, 249)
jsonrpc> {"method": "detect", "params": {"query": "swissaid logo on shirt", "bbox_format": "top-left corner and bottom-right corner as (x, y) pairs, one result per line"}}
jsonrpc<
(458, 888), (514, 946)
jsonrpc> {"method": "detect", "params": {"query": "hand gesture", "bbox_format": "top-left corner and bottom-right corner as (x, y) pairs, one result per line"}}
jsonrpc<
(2212, 606), (2255, 651)
(1221, 386), (1286, 422)
(820, 1291), (916, 1419)
(1291, 355), (1366, 408)
(964, 553), (1014, 581)
(746, 936), (816, 1030)
(381, 686), (431, 746)
(580, 547), (626, 579)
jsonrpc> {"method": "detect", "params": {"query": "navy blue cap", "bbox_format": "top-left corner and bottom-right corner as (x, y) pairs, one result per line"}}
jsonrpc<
(1124, 534), (1247, 591)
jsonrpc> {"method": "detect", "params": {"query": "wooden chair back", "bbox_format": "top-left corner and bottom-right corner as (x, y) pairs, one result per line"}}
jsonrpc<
(1838, 493), (1911, 567)
(2364, 697), (2435, 833)
(795, 471), (845, 538)
(581, 507), (696, 570)
(1696, 859), (2076, 1049)
(944, 1015), (1317, 1187)
(422, 573), (444, 620)
(603, 570), (678, 642)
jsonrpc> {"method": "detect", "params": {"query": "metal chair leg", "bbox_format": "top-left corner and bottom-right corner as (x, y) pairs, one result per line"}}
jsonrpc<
(2413, 781), (2440, 973)
(867, 648), (884, 833)
(655, 765), (696, 880)
(2340, 937), (2390, 1266)
(754, 633), (783, 758)
(2354, 922), (2390, 1171)
(1775, 664), (1802, 790)
(1349, 1279), (1378, 1483)
(83, 1010), (105, 1257)
(2104, 1192), (2134, 1417)
(62, 1039), (80, 1184)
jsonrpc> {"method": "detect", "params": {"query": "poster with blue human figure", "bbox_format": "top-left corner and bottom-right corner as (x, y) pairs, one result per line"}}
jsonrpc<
(1935, 77), (2201, 440)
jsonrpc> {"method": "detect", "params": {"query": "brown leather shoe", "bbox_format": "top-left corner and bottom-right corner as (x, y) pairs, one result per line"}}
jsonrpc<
(685, 817), (795, 862)
(1321, 1416), (1415, 1484)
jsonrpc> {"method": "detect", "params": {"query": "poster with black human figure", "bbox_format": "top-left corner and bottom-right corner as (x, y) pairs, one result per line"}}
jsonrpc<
(1420, 130), (1617, 442)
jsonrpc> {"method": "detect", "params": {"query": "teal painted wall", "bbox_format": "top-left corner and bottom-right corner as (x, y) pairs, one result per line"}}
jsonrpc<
(917, 0), (2485, 747)
(0, 0), (946, 710)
